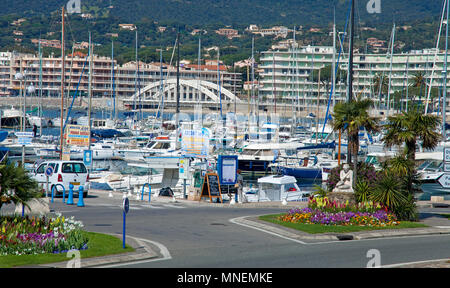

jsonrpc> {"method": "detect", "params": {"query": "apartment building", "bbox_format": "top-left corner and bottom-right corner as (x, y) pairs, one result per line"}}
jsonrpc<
(259, 45), (450, 110)
(0, 52), (242, 100)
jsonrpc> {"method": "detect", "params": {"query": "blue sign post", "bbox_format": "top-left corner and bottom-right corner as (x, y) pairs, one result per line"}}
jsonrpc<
(122, 197), (129, 249)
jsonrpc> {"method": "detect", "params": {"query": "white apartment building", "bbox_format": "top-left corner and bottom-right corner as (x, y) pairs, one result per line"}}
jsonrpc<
(259, 45), (450, 112)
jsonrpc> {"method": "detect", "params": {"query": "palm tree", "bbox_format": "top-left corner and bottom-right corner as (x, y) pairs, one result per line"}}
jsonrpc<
(382, 109), (441, 192)
(0, 161), (40, 212)
(331, 96), (380, 183)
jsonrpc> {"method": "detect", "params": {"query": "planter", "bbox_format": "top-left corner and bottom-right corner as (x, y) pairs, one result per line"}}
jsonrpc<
(14, 197), (50, 216)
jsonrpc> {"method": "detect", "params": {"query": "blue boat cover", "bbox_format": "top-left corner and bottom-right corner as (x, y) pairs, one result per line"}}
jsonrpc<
(0, 131), (8, 142)
(297, 141), (336, 150)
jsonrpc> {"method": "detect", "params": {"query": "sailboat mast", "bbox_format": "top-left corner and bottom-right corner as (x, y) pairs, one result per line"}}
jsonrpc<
(88, 32), (93, 151)
(60, 6), (65, 160)
(39, 38), (43, 136)
(347, 0), (355, 164)
(386, 23), (396, 116)
(443, 0), (449, 137)
(332, 8), (337, 107)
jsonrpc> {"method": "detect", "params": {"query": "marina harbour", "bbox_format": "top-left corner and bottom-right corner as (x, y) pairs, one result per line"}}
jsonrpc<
(0, 105), (446, 202)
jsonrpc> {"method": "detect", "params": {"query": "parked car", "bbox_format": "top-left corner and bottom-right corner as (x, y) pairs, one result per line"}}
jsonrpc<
(32, 160), (90, 197)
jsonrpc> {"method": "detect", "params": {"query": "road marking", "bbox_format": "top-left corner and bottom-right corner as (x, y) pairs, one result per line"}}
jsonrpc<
(381, 258), (450, 268)
(162, 204), (186, 209)
(98, 237), (172, 268)
(139, 204), (165, 209)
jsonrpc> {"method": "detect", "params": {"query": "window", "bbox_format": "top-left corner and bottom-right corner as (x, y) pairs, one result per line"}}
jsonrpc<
(62, 163), (87, 174)
(36, 165), (46, 174)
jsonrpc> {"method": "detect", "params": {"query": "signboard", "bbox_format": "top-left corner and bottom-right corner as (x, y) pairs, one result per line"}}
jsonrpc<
(445, 163), (450, 173)
(200, 173), (222, 203)
(438, 174), (450, 188)
(15, 131), (33, 146)
(15, 132), (34, 138)
(18, 137), (32, 146)
(83, 150), (92, 167)
(218, 155), (238, 185)
(62, 147), (71, 161)
(445, 148), (450, 163)
(179, 158), (190, 180)
(45, 165), (54, 177)
(181, 128), (210, 158)
(66, 125), (90, 147)
(123, 197), (130, 214)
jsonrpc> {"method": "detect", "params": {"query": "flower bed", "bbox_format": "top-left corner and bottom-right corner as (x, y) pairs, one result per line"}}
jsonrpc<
(277, 197), (400, 227)
(0, 213), (88, 256)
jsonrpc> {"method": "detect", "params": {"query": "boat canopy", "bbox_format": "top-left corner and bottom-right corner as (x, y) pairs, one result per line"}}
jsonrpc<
(91, 129), (125, 139)
(0, 131), (8, 142)
(297, 141), (336, 150)
(257, 175), (297, 185)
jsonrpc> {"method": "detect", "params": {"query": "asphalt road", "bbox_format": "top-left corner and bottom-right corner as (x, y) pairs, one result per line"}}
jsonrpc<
(38, 192), (450, 269)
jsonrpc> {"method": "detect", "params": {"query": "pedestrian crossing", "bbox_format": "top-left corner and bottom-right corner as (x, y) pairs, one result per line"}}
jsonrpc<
(86, 202), (187, 210)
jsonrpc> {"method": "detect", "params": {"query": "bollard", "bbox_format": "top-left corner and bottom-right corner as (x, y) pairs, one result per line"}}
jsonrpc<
(141, 183), (151, 202)
(77, 186), (85, 207)
(51, 186), (55, 203)
(67, 184), (74, 205)
(62, 184), (66, 204)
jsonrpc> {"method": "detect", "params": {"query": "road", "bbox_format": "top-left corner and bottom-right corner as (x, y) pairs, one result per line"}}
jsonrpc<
(34, 191), (450, 269)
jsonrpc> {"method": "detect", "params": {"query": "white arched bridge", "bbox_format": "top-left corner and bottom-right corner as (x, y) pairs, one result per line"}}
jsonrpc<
(122, 79), (243, 109)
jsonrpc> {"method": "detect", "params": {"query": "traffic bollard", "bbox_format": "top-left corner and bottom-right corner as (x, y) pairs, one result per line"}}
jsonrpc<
(77, 186), (85, 207)
(67, 184), (74, 205)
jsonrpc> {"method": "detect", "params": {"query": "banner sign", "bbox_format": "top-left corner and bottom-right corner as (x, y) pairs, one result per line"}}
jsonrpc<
(66, 125), (90, 147)
(181, 128), (210, 158)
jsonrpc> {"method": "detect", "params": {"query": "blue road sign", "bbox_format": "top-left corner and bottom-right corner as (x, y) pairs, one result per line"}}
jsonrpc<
(123, 197), (129, 214)
(83, 150), (92, 166)
(45, 166), (54, 177)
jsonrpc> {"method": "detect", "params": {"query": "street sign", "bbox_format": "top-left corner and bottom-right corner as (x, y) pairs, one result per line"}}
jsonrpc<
(179, 158), (190, 180)
(444, 148), (450, 163)
(123, 197), (130, 214)
(83, 150), (92, 167)
(445, 163), (450, 173)
(438, 174), (450, 188)
(45, 166), (54, 177)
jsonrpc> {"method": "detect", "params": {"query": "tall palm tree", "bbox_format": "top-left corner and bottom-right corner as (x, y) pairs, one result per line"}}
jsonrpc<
(331, 96), (380, 183)
(382, 109), (441, 192)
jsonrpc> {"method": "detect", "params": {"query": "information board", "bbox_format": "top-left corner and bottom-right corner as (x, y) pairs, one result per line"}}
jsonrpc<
(181, 128), (210, 158)
(200, 173), (222, 203)
(66, 125), (90, 147)
(218, 155), (238, 185)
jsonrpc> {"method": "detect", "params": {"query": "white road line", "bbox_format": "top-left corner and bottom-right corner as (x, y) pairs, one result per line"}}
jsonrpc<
(381, 258), (450, 268)
(162, 204), (186, 209)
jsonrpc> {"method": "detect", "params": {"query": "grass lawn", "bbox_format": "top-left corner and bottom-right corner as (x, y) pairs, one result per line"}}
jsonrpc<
(0, 231), (134, 268)
(259, 214), (428, 234)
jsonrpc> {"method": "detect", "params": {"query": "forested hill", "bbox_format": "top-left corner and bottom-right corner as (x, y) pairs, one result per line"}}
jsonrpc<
(1, 0), (444, 27)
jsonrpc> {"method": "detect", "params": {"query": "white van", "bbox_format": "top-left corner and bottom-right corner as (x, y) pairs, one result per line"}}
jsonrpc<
(32, 161), (90, 197)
